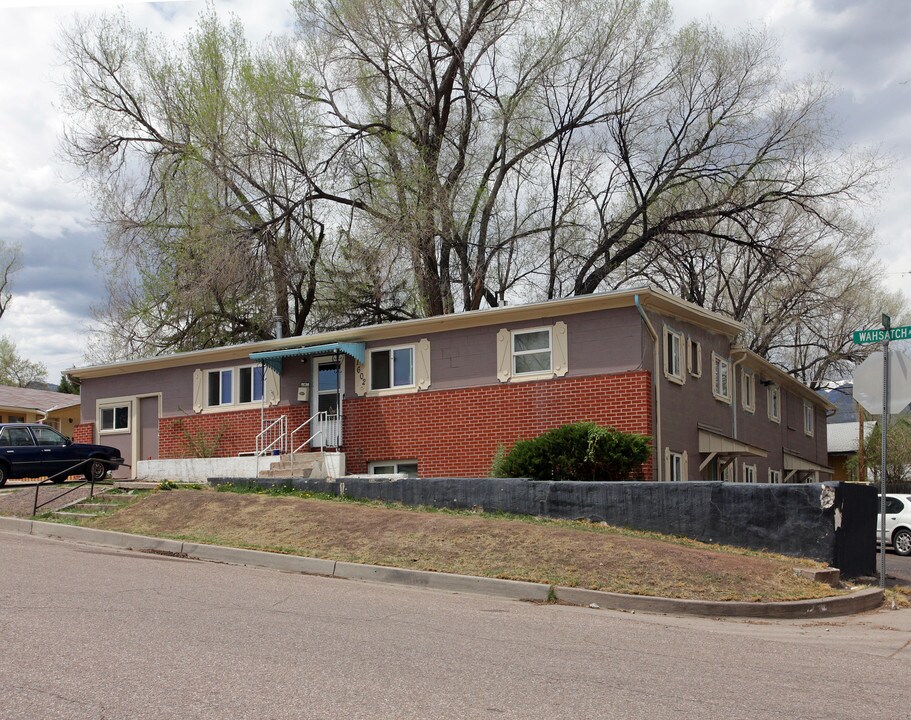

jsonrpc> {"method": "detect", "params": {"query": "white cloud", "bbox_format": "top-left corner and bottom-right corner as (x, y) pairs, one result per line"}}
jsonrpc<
(1, 291), (88, 382)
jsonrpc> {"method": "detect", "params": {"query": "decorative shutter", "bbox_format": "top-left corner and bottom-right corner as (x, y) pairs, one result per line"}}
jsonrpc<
(265, 366), (281, 406)
(415, 339), (431, 390)
(192, 369), (204, 413)
(664, 447), (670, 481)
(496, 329), (511, 382)
(354, 361), (367, 396)
(552, 321), (568, 377)
(682, 451), (689, 482)
(696, 343), (702, 376)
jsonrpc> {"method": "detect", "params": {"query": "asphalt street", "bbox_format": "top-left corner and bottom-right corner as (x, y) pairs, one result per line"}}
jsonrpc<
(1, 531), (908, 720)
(883, 549), (911, 584)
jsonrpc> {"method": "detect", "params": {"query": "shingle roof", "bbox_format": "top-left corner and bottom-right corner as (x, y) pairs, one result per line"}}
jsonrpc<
(827, 420), (876, 454)
(0, 385), (80, 412)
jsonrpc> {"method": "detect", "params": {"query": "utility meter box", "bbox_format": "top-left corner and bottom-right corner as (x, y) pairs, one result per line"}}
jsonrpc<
(297, 383), (310, 402)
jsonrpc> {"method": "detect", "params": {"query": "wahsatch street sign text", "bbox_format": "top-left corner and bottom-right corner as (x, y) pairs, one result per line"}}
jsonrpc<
(852, 326), (911, 345)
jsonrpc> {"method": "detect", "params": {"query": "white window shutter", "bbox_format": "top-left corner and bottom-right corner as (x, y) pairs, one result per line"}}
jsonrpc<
(682, 451), (689, 482)
(354, 361), (367, 396)
(496, 329), (511, 382)
(553, 321), (568, 376)
(192, 369), (204, 413)
(415, 339), (431, 389)
(265, 366), (281, 406)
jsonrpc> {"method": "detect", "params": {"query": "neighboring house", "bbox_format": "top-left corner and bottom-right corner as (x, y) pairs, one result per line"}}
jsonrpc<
(827, 420), (876, 482)
(68, 286), (832, 482)
(817, 382), (859, 423)
(0, 385), (81, 438)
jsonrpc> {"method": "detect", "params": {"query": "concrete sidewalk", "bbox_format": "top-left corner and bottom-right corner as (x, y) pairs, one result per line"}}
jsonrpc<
(0, 515), (884, 619)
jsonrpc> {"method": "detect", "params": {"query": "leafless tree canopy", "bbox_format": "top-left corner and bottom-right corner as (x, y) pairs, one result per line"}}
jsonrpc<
(60, 0), (890, 380)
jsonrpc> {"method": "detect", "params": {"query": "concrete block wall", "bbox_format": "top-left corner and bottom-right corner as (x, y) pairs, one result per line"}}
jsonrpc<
(260, 477), (874, 577)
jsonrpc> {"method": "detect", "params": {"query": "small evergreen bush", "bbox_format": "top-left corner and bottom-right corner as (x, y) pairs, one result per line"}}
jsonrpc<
(493, 422), (650, 481)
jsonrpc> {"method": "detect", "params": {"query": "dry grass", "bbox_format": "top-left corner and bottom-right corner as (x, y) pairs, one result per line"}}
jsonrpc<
(85, 486), (848, 602)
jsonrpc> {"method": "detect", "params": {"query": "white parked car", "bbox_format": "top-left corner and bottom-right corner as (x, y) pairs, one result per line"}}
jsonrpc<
(876, 494), (911, 557)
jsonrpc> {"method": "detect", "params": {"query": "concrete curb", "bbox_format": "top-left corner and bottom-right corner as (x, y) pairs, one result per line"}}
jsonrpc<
(554, 585), (884, 619)
(1, 519), (883, 618)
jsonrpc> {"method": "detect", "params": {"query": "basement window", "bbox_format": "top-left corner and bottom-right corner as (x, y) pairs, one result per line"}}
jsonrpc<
(369, 461), (418, 477)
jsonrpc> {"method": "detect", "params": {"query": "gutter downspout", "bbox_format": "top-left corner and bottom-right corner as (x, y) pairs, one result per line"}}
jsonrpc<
(634, 295), (661, 481)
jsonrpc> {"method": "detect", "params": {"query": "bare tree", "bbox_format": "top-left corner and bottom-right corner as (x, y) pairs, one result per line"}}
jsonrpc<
(60, 11), (329, 354)
(619, 206), (907, 385)
(59, 1), (885, 366)
(0, 240), (20, 320)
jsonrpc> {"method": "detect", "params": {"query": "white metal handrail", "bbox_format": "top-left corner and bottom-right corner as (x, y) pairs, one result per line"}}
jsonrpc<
(255, 415), (287, 456)
(290, 411), (328, 456)
(289, 411), (330, 475)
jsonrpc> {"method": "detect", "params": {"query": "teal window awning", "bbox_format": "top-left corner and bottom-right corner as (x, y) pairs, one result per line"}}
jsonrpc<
(250, 342), (366, 374)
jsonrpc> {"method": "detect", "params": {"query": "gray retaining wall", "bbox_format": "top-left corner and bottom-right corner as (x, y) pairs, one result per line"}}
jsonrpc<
(208, 477), (877, 578)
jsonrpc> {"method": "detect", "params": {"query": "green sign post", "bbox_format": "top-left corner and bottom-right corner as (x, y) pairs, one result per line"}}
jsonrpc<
(852, 326), (911, 345)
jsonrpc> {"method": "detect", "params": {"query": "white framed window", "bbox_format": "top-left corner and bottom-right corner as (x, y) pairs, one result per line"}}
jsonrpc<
(496, 323), (567, 383)
(100, 404), (130, 433)
(369, 345), (415, 391)
(669, 452), (683, 481)
(206, 368), (234, 407)
(721, 462), (734, 482)
(206, 365), (265, 408)
(6, 414), (24, 423)
(47, 418), (62, 431)
(804, 402), (815, 437)
(743, 464), (757, 483)
(665, 448), (688, 481)
(769, 468), (782, 484)
(767, 384), (781, 423)
(512, 328), (552, 376)
(687, 338), (702, 377)
(663, 326), (684, 384)
(741, 369), (755, 413)
(712, 353), (731, 403)
(369, 460), (418, 477)
(238, 365), (265, 404)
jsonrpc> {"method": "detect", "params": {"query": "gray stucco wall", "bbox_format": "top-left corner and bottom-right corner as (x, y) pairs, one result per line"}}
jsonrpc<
(80, 306), (647, 423)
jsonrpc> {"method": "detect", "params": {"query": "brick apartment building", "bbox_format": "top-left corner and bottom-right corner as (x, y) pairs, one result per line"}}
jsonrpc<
(69, 286), (832, 482)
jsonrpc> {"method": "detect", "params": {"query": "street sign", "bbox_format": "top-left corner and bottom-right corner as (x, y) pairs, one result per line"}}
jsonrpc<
(853, 350), (911, 415)
(852, 326), (911, 345)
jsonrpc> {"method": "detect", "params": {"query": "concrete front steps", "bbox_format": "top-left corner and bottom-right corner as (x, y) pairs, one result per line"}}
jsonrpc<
(52, 487), (141, 520)
(258, 452), (336, 480)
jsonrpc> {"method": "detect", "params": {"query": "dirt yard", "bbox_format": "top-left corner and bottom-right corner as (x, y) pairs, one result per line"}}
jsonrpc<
(76, 486), (850, 602)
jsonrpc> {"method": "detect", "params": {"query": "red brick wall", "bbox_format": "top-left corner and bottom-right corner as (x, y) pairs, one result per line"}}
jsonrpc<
(157, 406), (315, 459)
(74, 423), (95, 444)
(344, 371), (653, 478)
(152, 371), (654, 477)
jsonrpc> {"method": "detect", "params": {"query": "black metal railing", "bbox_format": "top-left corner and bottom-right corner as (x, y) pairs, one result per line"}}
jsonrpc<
(32, 458), (129, 516)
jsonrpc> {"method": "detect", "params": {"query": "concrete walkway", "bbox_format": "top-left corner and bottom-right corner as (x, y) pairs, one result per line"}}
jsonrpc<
(0, 515), (883, 619)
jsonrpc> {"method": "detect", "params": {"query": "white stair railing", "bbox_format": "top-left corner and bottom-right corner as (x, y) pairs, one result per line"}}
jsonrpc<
(289, 411), (328, 475)
(255, 415), (287, 456)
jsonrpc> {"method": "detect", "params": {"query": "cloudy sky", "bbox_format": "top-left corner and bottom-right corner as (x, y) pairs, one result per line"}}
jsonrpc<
(0, 0), (909, 384)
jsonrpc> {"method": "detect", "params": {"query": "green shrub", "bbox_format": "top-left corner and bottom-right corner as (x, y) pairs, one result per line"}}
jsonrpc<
(493, 422), (650, 481)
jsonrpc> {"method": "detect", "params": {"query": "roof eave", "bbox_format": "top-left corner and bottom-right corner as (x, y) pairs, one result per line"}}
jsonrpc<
(69, 286), (744, 379)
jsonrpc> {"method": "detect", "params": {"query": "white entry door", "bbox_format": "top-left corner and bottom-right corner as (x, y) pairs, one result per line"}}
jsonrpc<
(312, 357), (343, 448)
